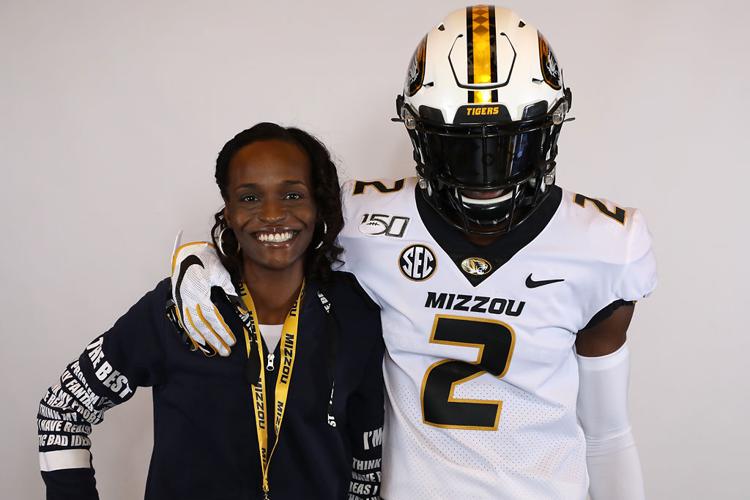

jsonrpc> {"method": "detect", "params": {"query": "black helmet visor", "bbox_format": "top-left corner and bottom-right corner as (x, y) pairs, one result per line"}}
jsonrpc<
(420, 125), (548, 189)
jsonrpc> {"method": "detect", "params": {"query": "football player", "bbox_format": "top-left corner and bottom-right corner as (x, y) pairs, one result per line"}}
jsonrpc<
(171, 6), (656, 499)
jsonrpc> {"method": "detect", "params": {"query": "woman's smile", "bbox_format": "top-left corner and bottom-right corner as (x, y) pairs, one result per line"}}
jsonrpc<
(254, 229), (299, 245)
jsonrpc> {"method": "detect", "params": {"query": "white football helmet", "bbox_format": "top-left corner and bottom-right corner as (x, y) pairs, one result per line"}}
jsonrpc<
(397, 5), (573, 234)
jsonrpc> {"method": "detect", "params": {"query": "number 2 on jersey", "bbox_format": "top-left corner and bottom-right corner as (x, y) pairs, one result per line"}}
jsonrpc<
(421, 315), (516, 430)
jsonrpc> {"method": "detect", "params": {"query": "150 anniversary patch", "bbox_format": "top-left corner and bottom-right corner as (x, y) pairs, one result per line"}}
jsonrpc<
(359, 213), (410, 238)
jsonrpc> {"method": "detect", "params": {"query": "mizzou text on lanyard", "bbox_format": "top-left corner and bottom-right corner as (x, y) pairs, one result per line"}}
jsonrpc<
(236, 282), (303, 499)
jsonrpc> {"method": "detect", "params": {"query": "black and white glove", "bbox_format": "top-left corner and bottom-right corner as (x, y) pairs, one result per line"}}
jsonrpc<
(171, 236), (237, 356)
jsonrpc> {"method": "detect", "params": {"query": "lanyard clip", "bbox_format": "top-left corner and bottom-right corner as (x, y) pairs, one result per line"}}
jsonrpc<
(266, 353), (275, 371)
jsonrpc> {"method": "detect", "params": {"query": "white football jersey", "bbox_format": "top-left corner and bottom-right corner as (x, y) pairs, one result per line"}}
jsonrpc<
(338, 177), (657, 499)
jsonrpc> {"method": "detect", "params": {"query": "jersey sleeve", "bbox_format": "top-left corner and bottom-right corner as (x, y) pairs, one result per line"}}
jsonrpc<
(38, 280), (170, 499)
(615, 208), (658, 302)
(335, 179), (384, 308)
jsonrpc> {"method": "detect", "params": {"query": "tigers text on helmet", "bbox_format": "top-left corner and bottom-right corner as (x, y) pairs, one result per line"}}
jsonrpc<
(397, 5), (573, 235)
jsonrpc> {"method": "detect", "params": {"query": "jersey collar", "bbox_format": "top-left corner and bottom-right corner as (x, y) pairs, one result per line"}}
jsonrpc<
(415, 184), (562, 286)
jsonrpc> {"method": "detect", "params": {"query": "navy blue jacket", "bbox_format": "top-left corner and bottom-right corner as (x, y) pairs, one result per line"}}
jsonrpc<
(38, 272), (384, 500)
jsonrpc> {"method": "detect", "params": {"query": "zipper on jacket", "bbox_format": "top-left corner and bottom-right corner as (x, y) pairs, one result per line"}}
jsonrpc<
(266, 353), (275, 371)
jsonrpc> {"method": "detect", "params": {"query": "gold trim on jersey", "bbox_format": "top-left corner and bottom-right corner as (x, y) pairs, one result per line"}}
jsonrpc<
(420, 314), (516, 431)
(352, 179), (406, 195)
(573, 193), (627, 225)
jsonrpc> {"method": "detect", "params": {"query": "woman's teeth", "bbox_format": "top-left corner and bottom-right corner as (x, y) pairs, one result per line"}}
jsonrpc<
(257, 231), (295, 243)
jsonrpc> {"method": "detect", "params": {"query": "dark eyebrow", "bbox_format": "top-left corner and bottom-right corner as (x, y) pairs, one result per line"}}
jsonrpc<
(235, 180), (306, 189)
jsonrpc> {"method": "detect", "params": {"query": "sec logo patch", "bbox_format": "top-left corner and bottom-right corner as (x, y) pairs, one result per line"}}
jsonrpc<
(399, 244), (436, 281)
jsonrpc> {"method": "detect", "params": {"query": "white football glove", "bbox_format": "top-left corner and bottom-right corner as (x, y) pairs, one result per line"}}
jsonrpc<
(171, 233), (238, 357)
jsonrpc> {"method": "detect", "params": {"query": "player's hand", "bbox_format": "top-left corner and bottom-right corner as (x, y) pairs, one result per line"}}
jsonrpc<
(171, 236), (237, 356)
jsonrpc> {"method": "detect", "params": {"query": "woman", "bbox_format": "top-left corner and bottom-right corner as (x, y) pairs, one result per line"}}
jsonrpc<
(37, 123), (385, 500)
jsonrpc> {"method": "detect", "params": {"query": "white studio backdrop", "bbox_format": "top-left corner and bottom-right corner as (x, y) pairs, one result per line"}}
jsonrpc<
(1, 0), (747, 498)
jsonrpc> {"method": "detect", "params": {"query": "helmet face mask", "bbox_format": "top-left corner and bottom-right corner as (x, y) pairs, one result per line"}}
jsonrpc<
(398, 5), (572, 236)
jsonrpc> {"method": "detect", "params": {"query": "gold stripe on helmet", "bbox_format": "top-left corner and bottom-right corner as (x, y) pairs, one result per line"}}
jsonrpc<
(467, 5), (496, 104)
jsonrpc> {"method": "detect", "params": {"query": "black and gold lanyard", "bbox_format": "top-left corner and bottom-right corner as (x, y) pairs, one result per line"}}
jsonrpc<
(235, 282), (303, 500)
(232, 282), (339, 499)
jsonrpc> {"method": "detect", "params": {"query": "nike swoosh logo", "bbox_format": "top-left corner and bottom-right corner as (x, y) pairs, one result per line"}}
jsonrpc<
(175, 255), (205, 315)
(525, 274), (565, 288)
